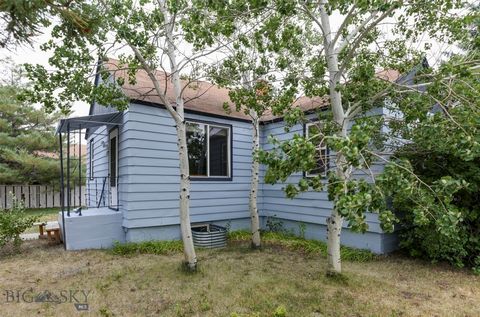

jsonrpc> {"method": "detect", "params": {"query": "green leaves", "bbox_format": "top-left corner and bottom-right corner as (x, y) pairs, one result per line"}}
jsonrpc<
(381, 60), (480, 270)
(377, 152), (479, 270)
(328, 172), (391, 233)
(0, 0), (98, 48)
(10, 0), (478, 270)
(283, 177), (324, 199)
(0, 196), (38, 250)
(259, 133), (318, 184)
(0, 85), (66, 185)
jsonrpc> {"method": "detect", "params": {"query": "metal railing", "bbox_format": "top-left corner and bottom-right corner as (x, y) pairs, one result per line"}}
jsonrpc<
(59, 176), (120, 217)
(85, 176), (120, 211)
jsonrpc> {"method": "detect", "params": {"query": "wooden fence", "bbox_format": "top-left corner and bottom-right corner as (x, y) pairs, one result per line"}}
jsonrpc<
(0, 185), (86, 209)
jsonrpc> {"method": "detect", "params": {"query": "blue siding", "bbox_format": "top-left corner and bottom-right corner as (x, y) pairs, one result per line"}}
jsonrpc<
(259, 117), (384, 235)
(86, 126), (109, 207)
(85, 105), (125, 212)
(120, 103), (254, 229)
(83, 100), (395, 253)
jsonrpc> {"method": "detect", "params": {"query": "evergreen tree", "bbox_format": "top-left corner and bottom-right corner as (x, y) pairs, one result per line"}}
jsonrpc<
(0, 84), (62, 184)
(0, 0), (96, 48)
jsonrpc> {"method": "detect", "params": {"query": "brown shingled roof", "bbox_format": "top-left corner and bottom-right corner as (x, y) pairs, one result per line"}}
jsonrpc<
(103, 59), (400, 122)
(260, 95), (329, 122)
(35, 145), (87, 159)
(375, 69), (401, 82)
(103, 59), (328, 122)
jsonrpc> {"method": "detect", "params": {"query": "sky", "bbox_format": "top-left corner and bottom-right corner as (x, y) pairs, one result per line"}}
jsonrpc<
(0, 7), (464, 119)
(0, 31), (90, 117)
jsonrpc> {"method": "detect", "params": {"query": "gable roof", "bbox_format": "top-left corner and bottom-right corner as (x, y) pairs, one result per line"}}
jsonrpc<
(99, 59), (410, 123)
(102, 59), (328, 122)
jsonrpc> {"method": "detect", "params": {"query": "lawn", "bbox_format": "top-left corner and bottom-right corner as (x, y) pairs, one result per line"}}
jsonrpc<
(23, 208), (60, 221)
(0, 238), (479, 317)
(22, 208), (60, 233)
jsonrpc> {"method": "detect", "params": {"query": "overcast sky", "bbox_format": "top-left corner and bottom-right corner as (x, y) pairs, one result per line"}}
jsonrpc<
(0, 9), (462, 120)
(0, 31), (90, 117)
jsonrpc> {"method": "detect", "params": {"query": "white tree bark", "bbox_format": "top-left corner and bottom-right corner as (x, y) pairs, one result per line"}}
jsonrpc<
(129, 1), (197, 270)
(326, 123), (350, 275)
(326, 209), (343, 274)
(319, 0), (347, 275)
(249, 110), (261, 248)
(131, 50), (198, 270)
(314, 0), (400, 275)
(163, 6), (198, 270)
(176, 120), (198, 270)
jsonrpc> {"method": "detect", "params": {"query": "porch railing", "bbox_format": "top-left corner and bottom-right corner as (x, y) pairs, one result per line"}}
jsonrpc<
(85, 176), (120, 211)
(60, 176), (120, 217)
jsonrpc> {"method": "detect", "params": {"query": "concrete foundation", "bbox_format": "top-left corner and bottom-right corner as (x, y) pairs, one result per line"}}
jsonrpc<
(58, 207), (125, 250)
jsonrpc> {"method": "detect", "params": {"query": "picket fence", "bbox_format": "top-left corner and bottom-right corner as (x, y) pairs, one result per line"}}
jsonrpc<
(0, 185), (86, 209)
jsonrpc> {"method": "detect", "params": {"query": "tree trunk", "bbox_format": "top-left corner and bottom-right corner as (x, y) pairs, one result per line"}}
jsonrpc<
(249, 113), (261, 248)
(176, 121), (197, 270)
(161, 6), (197, 270)
(131, 2), (198, 271)
(326, 209), (343, 274)
(320, 0), (347, 275)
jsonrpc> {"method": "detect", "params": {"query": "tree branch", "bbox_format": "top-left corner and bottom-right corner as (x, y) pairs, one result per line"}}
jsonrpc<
(335, 10), (379, 54)
(331, 3), (358, 49)
(300, 3), (325, 37)
(129, 45), (179, 121)
(335, 5), (397, 82)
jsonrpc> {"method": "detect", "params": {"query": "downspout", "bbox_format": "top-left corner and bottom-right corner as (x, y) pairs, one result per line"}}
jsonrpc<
(116, 126), (119, 210)
(78, 126), (82, 215)
(59, 131), (66, 249)
(67, 123), (70, 217)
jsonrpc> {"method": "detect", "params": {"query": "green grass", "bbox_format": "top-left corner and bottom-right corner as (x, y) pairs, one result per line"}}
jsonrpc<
(22, 208), (60, 233)
(228, 230), (377, 262)
(24, 207), (59, 218)
(1, 239), (479, 317)
(111, 240), (184, 256)
(110, 230), (375, 262)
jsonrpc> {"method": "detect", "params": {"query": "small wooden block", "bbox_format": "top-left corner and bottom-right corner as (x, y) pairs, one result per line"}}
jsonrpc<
(46, 228), (61, 244)
(36, 222), (47, 239)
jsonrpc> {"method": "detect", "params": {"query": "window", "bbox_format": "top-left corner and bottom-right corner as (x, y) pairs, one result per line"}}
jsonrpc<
(109, 134), (117, 187)
(89, 139), (94, 180)
(305, 121), (328, 177)
(186, 121), (231, 178)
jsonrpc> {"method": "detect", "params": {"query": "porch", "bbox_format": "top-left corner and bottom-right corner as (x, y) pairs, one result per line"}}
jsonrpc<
(58, 207), (124, 250)
(56, 112), (123, 250)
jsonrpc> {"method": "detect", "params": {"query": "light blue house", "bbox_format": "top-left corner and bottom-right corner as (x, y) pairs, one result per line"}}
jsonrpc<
(56, 60), (400, 253)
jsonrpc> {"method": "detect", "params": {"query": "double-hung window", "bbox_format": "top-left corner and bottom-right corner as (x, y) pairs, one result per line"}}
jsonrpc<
(186, 121), (231, 179)
(305, 121), (328, 177)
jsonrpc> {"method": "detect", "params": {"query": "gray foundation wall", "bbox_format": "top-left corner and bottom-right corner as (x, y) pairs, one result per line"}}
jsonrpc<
(124, 216), (398, 254)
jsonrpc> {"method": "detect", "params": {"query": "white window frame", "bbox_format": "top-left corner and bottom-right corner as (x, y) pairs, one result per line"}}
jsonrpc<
(305, 121), (328, 177)
(89, 138), (94, 180)
(186, 121), (231, 179)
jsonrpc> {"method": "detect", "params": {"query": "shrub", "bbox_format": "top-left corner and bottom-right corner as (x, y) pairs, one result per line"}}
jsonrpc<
(391, 148), (480, 272)
(265, 215), (285, 233)
(0, 197), (38, 250)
